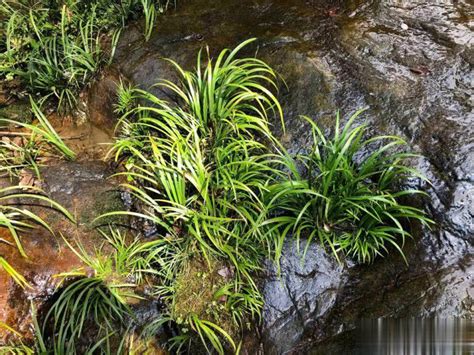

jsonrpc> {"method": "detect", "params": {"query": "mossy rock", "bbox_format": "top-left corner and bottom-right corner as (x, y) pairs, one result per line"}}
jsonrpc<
(82, 189), (127, 229)
(173, 257), (238, 342)
(0, 101), (32, 127)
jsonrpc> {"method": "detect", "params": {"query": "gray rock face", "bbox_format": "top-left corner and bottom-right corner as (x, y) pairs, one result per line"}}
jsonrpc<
(99, 0), (473, 352)
(263, 241), (344, 354)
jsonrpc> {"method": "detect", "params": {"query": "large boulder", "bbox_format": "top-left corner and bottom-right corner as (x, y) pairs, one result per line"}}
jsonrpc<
(88, 0), (472, 351)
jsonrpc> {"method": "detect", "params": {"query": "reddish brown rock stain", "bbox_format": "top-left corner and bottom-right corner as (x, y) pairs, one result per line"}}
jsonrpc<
(0, 228), (83, 342)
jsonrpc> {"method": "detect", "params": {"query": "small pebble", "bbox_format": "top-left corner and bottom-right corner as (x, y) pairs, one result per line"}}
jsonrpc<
(401, 23), (409, 30)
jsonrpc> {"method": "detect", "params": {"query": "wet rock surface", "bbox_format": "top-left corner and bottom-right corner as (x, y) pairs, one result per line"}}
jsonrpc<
(85, 68), (122, 131)
(0, 161), (123, 342)
(0, 230), (81, 342)
(263, 241), (344, 354)
(40, 161), (123, 228)
(105, 0), (473, 352)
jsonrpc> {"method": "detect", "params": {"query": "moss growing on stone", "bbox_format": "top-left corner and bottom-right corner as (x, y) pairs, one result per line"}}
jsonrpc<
(84, 189), (127, 229)
(0, 101), (32, 127)
(172, 258), (238, 340)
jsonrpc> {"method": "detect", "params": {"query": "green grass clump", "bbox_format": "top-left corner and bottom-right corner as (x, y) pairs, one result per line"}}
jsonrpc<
(0, 0), (174, 113)
(11, 97), (76, 160)
(0, 96), (76, 179)
(268, 110), (433, 263)
(2, 37), (434, 354)
(100, 38), (285, 353)
(42, 228), (161, 353)
(0, 133), (39, 180)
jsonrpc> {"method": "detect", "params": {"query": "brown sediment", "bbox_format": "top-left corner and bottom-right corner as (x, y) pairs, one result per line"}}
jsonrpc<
(36, 112), (115, 162)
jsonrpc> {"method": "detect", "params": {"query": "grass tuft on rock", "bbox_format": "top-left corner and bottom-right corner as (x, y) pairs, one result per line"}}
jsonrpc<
(100, 37), (285, 353)
(20, 39), (435, 354)
(267, 110), (433, 264)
